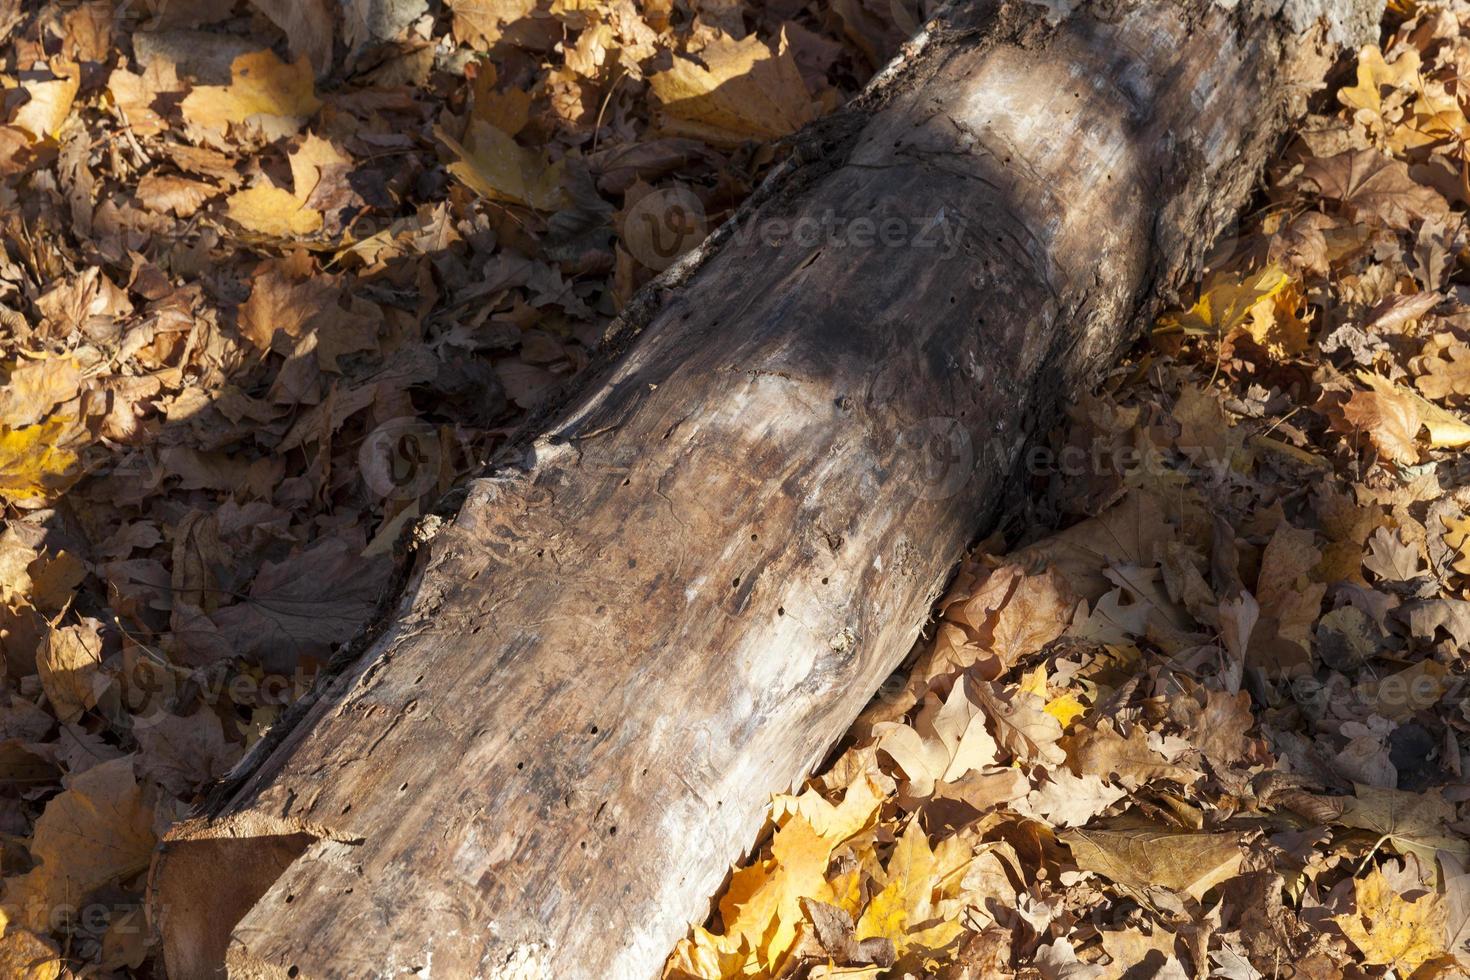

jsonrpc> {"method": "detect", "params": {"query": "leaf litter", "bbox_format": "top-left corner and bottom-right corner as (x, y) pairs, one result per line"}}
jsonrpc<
(0, 0), (1467, 977)
(665, 3), (1470, 977)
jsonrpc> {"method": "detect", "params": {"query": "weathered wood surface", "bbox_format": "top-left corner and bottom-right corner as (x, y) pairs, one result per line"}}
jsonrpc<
(150, 1), (1382, 977)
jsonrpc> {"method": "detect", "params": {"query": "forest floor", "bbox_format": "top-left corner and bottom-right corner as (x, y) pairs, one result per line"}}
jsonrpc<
(0, 0), (1468, 977)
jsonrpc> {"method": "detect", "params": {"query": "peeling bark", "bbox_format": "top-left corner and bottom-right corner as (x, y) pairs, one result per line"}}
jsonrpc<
(150, 1), (1382, 977)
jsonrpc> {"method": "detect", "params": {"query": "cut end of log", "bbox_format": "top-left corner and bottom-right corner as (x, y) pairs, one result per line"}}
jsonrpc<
(149, 817), (320, 980)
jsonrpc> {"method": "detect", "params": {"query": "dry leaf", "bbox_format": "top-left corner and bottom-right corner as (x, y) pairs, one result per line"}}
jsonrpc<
(1062, 721), (1199, 789)
(1333, 865), (1448, 973)
(854, 820), (966, 958)
(0, 417), (88, 506)
(439, 119), (568, 210)
(1338, 44), (1420, 120)
(180, 49), (321, 143)
(1061, 828), (1243, 902)
(3, 756), (155, 933)
(0, 355), (81, 428)
(0, 915), (61, 980)
(248, 0), (336, 75)
(1156, 267), (1288, 338)
(448, 0), (539, 49)
(38, 619), (105, 724)
(1303, 149), (1448, 230)
(225, 134), (348, 237)
(969, 678), (1066, 767)
(649, 30), (816, 146)
(1338, 784), (1470, 868)
(874, 677), (999, 799)
(12, 73), (79, 142)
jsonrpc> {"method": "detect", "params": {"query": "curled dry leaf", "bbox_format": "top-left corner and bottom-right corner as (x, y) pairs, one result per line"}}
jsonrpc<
(37, 618), (106, 725)
(968, 677), (1066, 768)
(874, 675), (999, 800)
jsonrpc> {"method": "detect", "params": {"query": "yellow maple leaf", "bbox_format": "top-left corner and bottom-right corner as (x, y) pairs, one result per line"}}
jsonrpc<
(665, 925), (748, 980)
(0, 416), (86, 506)
(649, 30), (816, 147)
(225, 133), (346, 237)
(1441, 515), (1470, 576)
(438, 119), (568, 211)
(0, 910), (60, 980)
(0, 354), (82, 428)
(855, 822), (965, 959)
(1156, 267), (1289, 338)
(1044, 691), (1087, 729)
(1333, 867), (1448, 974)
(771, 772), (885, 847)
(226, 185), (323, 237)
(1243, 279), (1311, 358)
(180, 49), (321, 141)
(1338, 44), (1420, 118)
(717, 816), (835, 972)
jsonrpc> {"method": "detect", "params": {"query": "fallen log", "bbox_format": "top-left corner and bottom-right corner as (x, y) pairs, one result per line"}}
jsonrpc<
(150, 1), (1382, 977)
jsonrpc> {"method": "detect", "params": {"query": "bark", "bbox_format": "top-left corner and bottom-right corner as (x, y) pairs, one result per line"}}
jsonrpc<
(150, 1), (1382, 977)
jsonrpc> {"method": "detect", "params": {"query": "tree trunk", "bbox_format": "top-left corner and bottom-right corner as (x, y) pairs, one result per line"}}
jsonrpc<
(150, 2), (1381, 977)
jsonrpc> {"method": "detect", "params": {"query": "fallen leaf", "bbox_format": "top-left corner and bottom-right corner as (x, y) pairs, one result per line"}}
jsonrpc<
(0, 915), (61, 980)
(1060, 828), (1243, 902)
(1013, 769), (1126, 829)
(1443, 515), (1470, 576)
(969, 678), (1066, 767)
(718, 815), (836, 972)
(447, 0), (538, 49)
(650, 30), (816, 146)
(12, 73), (79, 142)
(1338, 44), (1420, 120)
(0, 417), (88, 506)
(439, 119), (568, 210)
(874, 676), (999, 799)
(2, 756), (155, 933)
(38, 618), (106, 724)
(248, 0), (336, 75)
(1063, 721), (1199, 789)
(1338, 784), (1470, 867)
(224, 133), (348, 237)
(773, 772), (886, 847)
(1156, 267), (1288, 338)
(855, 820), (966, 958)
(1303, 149), (1448, 230)
(180, 49), (321, 143)
(1333, 865), (1448, 974)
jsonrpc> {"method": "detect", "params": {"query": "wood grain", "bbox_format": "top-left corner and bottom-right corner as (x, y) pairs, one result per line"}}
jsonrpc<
(150, 1), (1382, 977)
